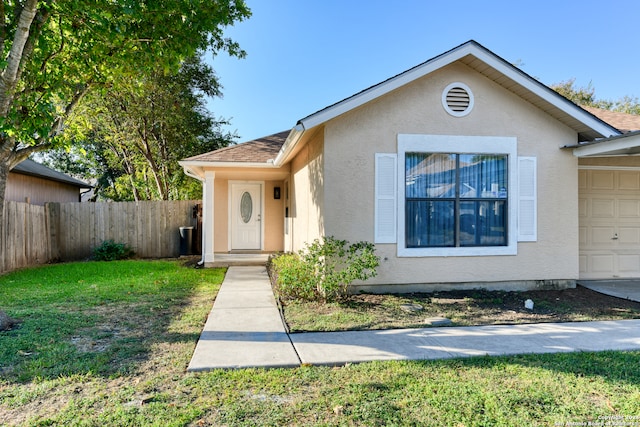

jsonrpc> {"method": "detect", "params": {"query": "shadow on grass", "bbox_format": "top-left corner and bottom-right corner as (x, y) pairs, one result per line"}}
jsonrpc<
(0, 260), (223, 384)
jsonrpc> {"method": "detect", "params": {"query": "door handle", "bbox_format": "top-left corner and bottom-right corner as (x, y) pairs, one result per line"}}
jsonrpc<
(612, 233), (618, 240)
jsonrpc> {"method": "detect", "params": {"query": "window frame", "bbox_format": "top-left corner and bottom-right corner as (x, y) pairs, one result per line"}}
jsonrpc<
(397, 134), (518, 257)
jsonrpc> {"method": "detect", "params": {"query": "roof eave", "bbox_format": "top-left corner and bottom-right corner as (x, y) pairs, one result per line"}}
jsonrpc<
(569, 131), (640, 157)
(273, 124), (305, 166)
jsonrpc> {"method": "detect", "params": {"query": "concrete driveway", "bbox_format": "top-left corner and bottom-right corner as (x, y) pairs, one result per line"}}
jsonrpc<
(578, 280), (640, 303)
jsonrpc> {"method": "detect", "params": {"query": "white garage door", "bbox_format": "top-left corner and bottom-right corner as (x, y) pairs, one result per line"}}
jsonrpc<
(579, 169), (640, 279)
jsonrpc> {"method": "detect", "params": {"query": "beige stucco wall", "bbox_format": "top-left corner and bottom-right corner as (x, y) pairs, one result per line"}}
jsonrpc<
(289, 128), (325, 251)
(211, 176), (284, 252)
(318, 62), (580, 289)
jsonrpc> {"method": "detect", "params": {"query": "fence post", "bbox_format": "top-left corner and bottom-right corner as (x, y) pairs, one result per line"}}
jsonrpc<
(46, 202), (61, 261)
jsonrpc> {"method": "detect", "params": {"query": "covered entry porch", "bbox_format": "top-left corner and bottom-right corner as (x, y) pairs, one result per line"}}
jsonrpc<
(179, 132), (291, 267)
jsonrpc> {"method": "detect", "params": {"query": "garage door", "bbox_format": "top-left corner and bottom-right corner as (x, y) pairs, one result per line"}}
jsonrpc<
(579, 169), (640, 279)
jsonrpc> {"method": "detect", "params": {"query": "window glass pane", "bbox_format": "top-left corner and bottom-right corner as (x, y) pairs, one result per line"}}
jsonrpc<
(459, 154), (507, 199)
(459, 201), (507, 246)
(406, 153), (456, 198)
(406, 200), (455, 247)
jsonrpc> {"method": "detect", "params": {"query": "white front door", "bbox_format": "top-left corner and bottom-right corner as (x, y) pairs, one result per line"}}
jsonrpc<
(230, 183), (262, 250)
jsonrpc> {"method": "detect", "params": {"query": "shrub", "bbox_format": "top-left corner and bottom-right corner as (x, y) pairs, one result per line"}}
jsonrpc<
(269, 253), (316, 301)
(92, 240), (135, 261)
(269, 237), (380, 303)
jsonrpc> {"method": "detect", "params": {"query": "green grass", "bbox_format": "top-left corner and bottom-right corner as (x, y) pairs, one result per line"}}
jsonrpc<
(2, 261), (640, 426)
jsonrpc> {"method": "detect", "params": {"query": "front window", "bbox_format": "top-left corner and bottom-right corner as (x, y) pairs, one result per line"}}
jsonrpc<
(405, 153), (508, 248)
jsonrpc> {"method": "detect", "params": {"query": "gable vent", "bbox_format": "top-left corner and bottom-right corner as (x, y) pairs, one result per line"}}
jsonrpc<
(442, 82), (474, 117)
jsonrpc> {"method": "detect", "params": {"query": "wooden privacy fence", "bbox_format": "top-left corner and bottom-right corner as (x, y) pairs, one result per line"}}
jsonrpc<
(1, 200), (201, 274)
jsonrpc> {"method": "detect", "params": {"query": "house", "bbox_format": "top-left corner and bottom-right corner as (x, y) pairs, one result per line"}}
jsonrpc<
(6, 159), (92, 205)
(180, 40), (640, 292)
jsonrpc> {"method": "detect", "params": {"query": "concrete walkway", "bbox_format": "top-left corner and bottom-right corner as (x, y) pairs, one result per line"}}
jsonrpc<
(188, 267), (640, 371)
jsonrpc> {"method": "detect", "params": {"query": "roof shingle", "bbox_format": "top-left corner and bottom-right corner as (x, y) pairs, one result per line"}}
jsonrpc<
(183, 131), (289, 163)
(582, 106), (640, 133)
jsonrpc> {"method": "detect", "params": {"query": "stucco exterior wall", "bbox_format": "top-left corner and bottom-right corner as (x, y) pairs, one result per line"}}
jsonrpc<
(321, 62), (579, 290)
(289, 128), (325, 252)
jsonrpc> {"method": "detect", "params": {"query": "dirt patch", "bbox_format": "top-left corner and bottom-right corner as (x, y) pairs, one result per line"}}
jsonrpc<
(354, 286), (640, 325)
(282, 285), (640, 332)
(0, 311), (20, 331)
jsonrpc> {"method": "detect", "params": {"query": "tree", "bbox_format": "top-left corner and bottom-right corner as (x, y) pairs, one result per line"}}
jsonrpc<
(0, 1), (249, 195)
(551, 78), (640, 114)
(47, 55), (237, 201)
(0, 0), (250, 318)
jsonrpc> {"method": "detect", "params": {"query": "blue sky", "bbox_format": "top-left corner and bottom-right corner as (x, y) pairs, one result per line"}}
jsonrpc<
(206, 0), (640, 142)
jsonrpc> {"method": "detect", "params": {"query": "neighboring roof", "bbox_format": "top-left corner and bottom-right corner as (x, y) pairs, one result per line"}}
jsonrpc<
(11, 159), (92, 188)
(581, 106), (640, 133)
(182, 131), (289, 164)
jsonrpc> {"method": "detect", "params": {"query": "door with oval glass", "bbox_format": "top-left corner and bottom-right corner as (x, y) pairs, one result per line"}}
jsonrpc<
(230, 183), (262, 250)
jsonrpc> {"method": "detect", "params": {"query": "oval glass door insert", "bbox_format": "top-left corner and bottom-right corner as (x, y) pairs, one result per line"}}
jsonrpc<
(240, 192), (253, 223)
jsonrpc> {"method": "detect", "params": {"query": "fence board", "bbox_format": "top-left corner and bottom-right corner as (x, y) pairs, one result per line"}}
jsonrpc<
(1, 200), (200, 274)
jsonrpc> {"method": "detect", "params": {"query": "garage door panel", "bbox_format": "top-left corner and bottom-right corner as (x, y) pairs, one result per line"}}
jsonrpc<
(618, 227), (640, 245)
(618, 199), (640, 218)
(591, 226), (616, 245)
(590, 254), (614, 273)
(618, 254), (640, 274)
(618, 172), (640, 190)
(591, 171), (615, 190)
(580, 169), (640, 279)
(591, 198), (615, 218)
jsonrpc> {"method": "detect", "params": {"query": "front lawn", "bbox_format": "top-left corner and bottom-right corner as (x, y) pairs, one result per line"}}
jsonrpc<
(1, 261), (640, 426)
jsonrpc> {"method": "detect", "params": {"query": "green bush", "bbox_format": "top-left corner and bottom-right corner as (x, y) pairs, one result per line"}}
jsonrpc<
(269, 237), (380, 302)
(269, 253), (316, 301)
(92, 240), (135, 261)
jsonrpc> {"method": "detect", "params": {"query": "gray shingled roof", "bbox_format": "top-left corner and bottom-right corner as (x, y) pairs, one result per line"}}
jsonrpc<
(183, 131), (289, 163)
(12, 159), (92, 188)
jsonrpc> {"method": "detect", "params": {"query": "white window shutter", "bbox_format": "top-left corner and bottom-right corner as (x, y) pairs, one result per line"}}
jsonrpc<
(375, 153), (397, 243)
(517, 156), (537, 242)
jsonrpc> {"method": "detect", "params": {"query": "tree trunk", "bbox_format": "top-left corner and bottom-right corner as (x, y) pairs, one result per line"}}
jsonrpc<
(0, 159), (9, 274)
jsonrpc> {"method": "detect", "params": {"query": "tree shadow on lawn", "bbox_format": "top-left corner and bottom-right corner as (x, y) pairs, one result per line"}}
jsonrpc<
(0, 291), (210, 384)
(414, 349), (640, 389)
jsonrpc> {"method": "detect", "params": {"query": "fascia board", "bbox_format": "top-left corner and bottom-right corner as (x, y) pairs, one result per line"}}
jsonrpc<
(274, 124), (305, 166)
(572, 133), (640, 157)
(178, 160), (280, 168)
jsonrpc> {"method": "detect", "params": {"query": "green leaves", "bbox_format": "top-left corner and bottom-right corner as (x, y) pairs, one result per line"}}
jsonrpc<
(269, 237), (380, 303)
(0, 0), (250, 156)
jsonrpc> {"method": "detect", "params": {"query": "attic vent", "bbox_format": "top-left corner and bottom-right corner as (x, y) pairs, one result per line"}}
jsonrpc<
(442, 82), (474, 117)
